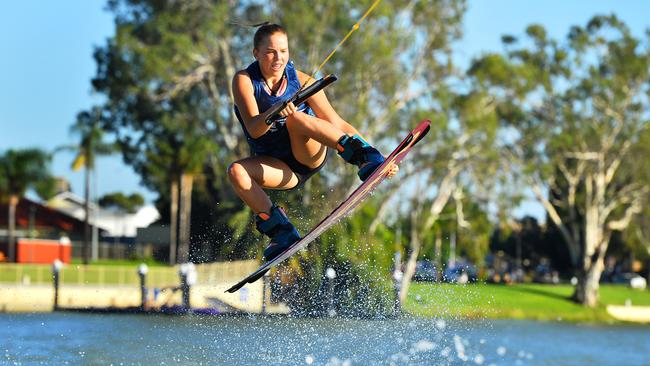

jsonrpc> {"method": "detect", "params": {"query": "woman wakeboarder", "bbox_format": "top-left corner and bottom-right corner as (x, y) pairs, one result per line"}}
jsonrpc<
(229, 23), (397, 261)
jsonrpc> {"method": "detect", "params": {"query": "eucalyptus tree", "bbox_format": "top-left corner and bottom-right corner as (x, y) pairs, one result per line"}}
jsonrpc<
(0, 149), (55, 262)
(390, 89), (506, 304)
(622, 125), (650, 275)
(468, 16), (650, 306)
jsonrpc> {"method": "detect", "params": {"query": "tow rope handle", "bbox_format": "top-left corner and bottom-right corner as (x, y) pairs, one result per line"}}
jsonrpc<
(264, 74), (338, 125)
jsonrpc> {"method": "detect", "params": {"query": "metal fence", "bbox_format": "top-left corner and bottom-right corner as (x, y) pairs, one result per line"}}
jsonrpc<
(69, 241), (157, 261)
(0, 260), (258, 287)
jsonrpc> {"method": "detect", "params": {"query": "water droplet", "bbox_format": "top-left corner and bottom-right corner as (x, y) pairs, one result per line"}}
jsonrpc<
(434, 319), (446, 330)
(412, 339), (435, 353)
(440, 346), (451, 358)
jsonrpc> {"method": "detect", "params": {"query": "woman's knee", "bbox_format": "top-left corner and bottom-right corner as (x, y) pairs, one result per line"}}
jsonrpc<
(285, 112), (309, 129)
(227, 162), (251, 187)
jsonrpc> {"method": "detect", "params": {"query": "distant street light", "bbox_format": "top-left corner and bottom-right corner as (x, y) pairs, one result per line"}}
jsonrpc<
(178, 263), (197, 311)
(52, 259), (63, 311)
(138, 263), (149, 311)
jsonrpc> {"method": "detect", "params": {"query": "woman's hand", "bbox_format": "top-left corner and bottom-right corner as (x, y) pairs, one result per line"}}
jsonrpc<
(387, 163), (399, 178)
(277, 101), (297, 118)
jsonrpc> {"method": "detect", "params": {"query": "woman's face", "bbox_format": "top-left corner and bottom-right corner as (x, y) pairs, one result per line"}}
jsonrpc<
(253, 32), (289, 79)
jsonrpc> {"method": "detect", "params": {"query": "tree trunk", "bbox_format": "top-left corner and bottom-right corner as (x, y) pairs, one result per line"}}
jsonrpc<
(7, 195), (18, 262)
(573, 253), (606, 307)
(434, 231), (442, 282)
(573, 221), (608, 307)
(397, 174), (457, 304)
(177, 174), (193, 263)
(399, 211), (421, 304)
(399, 243), (420, 304)
(169, 177), (179, 265)
(83, 167), (91, 265)
(571, 182), (609, 307)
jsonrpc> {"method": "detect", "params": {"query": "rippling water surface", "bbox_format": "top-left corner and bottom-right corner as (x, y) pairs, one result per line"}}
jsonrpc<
(2, 312), (649, 365)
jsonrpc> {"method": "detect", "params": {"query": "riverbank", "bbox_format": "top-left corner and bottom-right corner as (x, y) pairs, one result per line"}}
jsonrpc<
(404, 283), (650, 323)
(4, 267), (650, 323)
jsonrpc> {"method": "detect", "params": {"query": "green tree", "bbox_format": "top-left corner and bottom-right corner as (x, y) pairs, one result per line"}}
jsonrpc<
(622, 123), (650, 278)
(92, 0), (229, 263)
(0, 149), (55, 262)
(469, 16), (650, 306)
(387, 87), (508, 304)
(99, 192), (145, 213)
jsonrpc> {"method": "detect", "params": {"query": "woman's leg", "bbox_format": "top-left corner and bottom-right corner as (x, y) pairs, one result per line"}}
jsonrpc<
(285, 111), (341, 168)
(228, 155), (302, 260)
(285, 111), (389, 181)
(227, 155), (299, 214)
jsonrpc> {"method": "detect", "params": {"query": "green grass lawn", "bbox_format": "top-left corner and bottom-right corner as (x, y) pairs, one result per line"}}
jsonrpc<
(0, 261), (177, 286)
(405, 282), (650, 323)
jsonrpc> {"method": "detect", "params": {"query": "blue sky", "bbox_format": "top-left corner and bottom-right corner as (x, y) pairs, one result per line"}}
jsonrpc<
(1, 0), (648, 221)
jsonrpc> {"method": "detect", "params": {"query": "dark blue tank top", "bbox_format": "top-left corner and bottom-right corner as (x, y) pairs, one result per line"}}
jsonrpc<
(234, 60), (314, 158)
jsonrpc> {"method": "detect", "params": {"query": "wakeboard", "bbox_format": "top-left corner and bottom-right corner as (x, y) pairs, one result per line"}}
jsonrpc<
(226, 119), (431, 293)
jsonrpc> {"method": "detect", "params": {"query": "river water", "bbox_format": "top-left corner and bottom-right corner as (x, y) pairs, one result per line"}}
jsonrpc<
(1, 312), (649, 365)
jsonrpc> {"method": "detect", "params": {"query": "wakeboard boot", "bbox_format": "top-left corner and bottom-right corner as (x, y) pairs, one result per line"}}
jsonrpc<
(256, 205), (301, 262)
(337, 134), (385, 181)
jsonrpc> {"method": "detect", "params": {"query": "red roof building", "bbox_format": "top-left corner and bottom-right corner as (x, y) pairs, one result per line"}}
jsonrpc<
(0, 197), (94, 262)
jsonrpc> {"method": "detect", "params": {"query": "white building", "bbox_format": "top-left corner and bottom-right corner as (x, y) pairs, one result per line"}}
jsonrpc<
(46, 192), (160, 238)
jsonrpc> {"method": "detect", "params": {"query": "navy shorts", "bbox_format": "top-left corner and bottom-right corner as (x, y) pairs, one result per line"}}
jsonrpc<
(249, 115), (327, 189)
(273, 149), (328, 190)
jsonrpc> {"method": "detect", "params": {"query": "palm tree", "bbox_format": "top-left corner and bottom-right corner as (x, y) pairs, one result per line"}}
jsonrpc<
(147, 133), (212, 264)
(60, 107), (116, 265)
(0, 149), (54, 262)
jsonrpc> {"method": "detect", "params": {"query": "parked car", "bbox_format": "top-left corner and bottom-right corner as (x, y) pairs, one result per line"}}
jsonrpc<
(413, 260), (438, 282)
(533, 262), (560, 284)
(611, 272), (648, 289)
(443, 263), (478, 284)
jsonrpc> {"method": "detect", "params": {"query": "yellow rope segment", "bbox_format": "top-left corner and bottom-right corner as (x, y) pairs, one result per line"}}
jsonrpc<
(302, 0), (382, 88)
